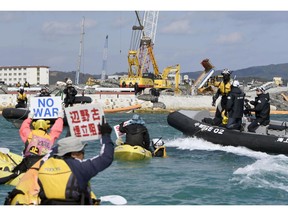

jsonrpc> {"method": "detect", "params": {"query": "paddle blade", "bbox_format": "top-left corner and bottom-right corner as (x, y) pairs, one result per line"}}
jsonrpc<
(0, 148), (10, 154)
(100, 195), (127, 205)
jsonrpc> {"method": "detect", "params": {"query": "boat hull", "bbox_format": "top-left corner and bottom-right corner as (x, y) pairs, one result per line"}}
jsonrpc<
(114, 144), (152, 161)
(167, 110), (288, 155)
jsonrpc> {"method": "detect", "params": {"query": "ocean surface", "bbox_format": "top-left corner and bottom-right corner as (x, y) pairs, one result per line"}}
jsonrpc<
(1, 112), (288, 211)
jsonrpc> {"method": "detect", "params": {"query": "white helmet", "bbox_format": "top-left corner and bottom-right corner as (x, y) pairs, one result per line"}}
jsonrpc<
(221, 69), (231, 75)
(66, 79), (72, 85)
(232, 80), (240, 87)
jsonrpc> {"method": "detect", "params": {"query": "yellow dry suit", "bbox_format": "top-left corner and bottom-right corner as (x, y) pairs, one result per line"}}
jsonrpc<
(217, 81), (231, 97)
(17, 92), (27, 103)
(38, 157), (91, 205)
(24, 130), (53, 157)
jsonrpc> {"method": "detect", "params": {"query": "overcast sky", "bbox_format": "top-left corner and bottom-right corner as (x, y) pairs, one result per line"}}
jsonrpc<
(1, 1), (288, 77)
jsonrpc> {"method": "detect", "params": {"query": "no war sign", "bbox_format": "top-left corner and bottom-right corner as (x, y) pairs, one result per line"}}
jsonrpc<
(29, 96), (63, 119)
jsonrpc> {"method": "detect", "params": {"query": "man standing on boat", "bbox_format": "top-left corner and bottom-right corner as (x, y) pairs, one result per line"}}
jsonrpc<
(226, 80), (245, 130)
(247, 87), (270, 132)
(211, 69), (232, 126)
(63, 79), (78, 107)
(15, 87), (28, 108)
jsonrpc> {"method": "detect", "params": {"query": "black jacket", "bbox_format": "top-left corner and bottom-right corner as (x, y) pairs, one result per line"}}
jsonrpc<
(119, 123), (150, 151)
(226, 86), (245, 118)
(250, 93), (270, 121)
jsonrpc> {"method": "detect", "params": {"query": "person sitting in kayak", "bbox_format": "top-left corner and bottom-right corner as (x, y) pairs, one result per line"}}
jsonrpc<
(0, 110), (64, 185)
(247, 86), (270, 132)
(15, 87), (28, 108)
(211, 69), (232, 126)
(119, 114), (152, 152)
(4, 118), (114, 205)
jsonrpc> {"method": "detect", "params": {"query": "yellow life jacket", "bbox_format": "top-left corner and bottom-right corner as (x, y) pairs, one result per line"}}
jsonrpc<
(221, 111), (228, 125)
(17, 93), (27, 101)
(24, 130), (52, 157)
(218, 81), (231, 96)
(38, 157), (74, 200)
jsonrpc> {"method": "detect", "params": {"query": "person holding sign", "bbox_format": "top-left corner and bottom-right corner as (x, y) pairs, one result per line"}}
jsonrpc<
(36, 118), (114, 205)
(17, 110), (64, 173)
(119, 114), (151, 152)
(0, 110), (65, 185)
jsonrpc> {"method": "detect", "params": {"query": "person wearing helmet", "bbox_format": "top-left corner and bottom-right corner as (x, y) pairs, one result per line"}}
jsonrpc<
(226, 80), (245, 130)
(211, 69), (232, 126)
(15, 87), (28, 108)
(119, 114), (151, 151)
(39, 87), (51, 97)
(0, 110), (65, 185)
(247, 87), (270, 132)
(63, 79), (78, 107)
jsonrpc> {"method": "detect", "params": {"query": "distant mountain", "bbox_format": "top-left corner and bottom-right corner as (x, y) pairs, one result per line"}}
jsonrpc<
(49, 70), (101, 85)
(181, 63), (288, 84)
(50, 63), (288, 85)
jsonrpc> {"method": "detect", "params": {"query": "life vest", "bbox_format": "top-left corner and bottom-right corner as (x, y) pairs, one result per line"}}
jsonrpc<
(218, 81), (231, 96)
(38, 157), (85, 204)
(24, 130), (52, 157)
(5, 156), (96, 205)
(17, 92), (27, 102)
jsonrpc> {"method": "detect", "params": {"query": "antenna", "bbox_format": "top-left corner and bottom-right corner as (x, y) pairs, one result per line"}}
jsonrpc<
(75, 16), (85, 85)
(101, 35), (109, 81)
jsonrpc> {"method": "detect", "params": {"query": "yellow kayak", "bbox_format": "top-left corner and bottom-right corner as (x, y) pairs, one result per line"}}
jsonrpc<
(0, 148), (24, 186)
(114, 144), (152, 161)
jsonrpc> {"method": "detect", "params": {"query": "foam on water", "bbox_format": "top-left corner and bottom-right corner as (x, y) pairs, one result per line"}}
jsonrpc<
(165, 137), (288, 193)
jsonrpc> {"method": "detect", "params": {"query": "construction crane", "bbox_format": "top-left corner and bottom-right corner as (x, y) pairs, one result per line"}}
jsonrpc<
(120, 11), (159, 89)
(101, 35), (108, 81)
(120, 11), (180, 94)
(75, 17), (85, 85)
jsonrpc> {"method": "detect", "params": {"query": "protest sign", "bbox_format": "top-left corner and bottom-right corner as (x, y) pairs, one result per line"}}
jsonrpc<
(65, 103), (104, 141)
(29, 96), (62, 119)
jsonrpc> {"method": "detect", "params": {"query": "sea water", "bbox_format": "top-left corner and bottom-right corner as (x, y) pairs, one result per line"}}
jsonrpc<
(1, 113), (288, 211)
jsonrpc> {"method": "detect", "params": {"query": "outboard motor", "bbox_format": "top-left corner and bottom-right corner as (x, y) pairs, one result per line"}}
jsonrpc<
(151, 138), (166, 158)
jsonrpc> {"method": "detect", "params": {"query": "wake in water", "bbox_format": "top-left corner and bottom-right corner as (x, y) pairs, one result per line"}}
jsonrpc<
(165, 137), (288, 193)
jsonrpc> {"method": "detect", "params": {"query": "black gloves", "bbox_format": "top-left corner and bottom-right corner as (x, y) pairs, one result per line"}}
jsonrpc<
(98, 118), (112, 135)
(212, 96), (217, 107)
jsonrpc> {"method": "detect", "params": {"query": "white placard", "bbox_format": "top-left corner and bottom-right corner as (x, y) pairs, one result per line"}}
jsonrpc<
(65, 103), (105, 142)
(29, 96), (63, 119)
(113, 120), (131, 139)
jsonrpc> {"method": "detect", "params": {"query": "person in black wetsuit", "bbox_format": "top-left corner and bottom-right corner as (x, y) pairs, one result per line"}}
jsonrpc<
(247, 87), (270, 132)
(63, 79), (78, 107)
(226, 80), (245, 130)
(119, 114), (151, 152)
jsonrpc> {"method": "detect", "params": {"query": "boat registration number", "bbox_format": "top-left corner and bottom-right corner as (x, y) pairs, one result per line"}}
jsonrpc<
(195, 123), (225, 135)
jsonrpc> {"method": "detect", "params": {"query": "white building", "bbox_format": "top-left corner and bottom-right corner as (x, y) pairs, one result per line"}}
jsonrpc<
(0, 65), (49, 86)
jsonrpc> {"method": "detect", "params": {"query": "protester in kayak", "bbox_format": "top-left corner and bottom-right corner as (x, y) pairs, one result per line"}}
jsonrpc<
(226, 80), (245, 130)
(63, 79), (78, 107)
(119, 114), (151, 151)
(16, 110), (63, 172)
(0, 110), (64, 185)
(247, 86), (270, 132)
(37, 119), (113, 205)
(211, 69), (232, 126)
(15, 87), (28, 108)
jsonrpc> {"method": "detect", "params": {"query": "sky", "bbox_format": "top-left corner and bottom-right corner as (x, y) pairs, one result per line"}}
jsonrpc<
(1, 0), (288, 78)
